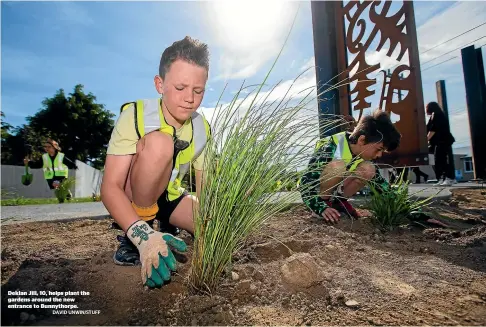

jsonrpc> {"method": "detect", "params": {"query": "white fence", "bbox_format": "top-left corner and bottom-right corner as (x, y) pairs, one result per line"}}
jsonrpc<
(1, 160), (103, 199)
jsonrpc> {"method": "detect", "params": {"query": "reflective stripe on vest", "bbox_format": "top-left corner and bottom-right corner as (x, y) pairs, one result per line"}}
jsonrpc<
(317, 132), (364, 172)
(128, 98), (209, 201)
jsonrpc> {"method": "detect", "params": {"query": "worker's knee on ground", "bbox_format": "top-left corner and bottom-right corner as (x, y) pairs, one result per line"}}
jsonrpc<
(356, 161), (376, 181)
(132, 202), (159, 221)
(323, 160), (347, 177)
(138, 131), (174, 164)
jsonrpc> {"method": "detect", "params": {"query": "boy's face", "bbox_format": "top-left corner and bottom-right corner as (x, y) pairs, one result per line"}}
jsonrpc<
(154, 59), (208, 124)
(357, 136), (385, 160)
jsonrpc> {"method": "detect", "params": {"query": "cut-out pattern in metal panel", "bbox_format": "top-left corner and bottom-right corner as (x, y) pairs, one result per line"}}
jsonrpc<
(335, 0), (428, 166)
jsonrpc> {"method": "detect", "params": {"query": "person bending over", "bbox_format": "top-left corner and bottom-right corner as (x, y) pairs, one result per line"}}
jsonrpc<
(300, 109), (401, 223)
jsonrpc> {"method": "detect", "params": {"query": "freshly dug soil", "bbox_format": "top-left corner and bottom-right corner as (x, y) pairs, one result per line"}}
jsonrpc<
(1, 187), (485, 326)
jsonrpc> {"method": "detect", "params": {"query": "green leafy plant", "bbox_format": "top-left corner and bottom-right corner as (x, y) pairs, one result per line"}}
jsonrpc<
(54, 177), (75, 203)
(91, 192), (101, 202)
(368, 168), (434, 231)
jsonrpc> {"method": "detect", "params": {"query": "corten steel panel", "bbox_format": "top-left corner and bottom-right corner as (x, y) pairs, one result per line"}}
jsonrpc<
(313, 0), (429, 166)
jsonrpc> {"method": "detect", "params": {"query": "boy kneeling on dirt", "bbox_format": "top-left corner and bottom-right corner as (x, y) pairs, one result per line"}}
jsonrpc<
(101, 36), (211, 289)
(300, 109), (401, 223)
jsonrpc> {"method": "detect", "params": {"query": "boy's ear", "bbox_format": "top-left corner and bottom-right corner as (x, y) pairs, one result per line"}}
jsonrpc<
(154, 75), (164, 94)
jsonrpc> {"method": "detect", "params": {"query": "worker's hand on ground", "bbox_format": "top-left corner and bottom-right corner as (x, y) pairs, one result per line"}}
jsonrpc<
(321, 207), (341, 224)
(127, 221), (187, 288)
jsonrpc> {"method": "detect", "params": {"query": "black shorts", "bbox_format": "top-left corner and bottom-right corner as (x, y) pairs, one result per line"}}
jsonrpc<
(46, 176), (66, 190)
(155, 189), (189, 231)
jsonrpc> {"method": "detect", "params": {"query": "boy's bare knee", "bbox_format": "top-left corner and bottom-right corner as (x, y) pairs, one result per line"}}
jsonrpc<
(137, 131), (174, 165)
(356, 162), (376, 180)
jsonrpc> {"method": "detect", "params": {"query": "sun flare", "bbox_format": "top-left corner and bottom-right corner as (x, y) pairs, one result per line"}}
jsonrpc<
(206, 1), (298, 51)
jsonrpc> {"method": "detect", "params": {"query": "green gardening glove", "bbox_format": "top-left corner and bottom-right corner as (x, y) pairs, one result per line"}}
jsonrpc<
(127, 221), (187, 288)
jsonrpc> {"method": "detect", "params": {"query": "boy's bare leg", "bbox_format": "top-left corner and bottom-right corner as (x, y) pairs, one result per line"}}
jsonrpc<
(112, 131), (181, 266)
(129, 132), (174, 207)
(169, 195), (198, 234)
(319, 160), (347, 199)
(341, 161), (376, 198)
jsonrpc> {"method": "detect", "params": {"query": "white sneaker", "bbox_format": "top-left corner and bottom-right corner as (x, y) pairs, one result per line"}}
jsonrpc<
(434, 180), (444, 186)
(440, 178), (454, 186)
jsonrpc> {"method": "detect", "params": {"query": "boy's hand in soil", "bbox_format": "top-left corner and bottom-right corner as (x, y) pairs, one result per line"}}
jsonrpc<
(127, 221), (187, 288)
(322, 207), (341, 224)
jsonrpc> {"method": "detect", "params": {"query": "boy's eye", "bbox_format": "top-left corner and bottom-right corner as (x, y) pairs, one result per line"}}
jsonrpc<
(175, 86), (184, 91)
(194, 90), (204, 95)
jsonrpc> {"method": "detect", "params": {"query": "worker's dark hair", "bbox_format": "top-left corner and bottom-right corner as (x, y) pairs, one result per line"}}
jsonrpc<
(426, 101), (446, 120)
(349, 109), (401, 152)
(45, 138), (61, 152)
(159, 36), (209, 79)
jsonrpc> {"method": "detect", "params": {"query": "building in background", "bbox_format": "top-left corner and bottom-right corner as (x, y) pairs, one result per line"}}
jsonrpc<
(453, 146), (474, 182)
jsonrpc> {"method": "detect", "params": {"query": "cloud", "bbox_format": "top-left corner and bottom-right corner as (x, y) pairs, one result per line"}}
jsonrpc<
(413, 2), (455, 27)
(417, 1), (486, 68)
(300, 57), (316, 72)
(204, 1), (300, 80)
(349, 2), (486, 76)
(199, 64), (319, 127)
(290, 59), (296, 69)
(448, 111), (472, 147)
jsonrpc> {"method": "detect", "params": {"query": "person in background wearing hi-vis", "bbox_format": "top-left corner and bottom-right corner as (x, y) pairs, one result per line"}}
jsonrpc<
(24, 138), (73, 198)
(299, 110), (401, 223)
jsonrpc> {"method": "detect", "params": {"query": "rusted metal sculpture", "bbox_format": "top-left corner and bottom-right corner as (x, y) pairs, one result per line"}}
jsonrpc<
(313, 0), (429, 166)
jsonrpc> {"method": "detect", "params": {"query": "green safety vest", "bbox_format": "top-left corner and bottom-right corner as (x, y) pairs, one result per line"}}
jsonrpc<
(42, 152), (69, 179)
(121, 98), (211, 201)
(315, 132), (364, 172)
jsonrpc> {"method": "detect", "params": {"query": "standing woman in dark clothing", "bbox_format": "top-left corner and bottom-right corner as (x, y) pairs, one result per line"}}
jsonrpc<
(426, 102), (456, 186)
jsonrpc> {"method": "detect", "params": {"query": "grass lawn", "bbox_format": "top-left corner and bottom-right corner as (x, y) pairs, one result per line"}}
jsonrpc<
(1, 197), (95, 206)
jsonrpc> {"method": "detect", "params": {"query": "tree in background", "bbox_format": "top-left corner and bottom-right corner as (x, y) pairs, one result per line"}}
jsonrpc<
(1, 85), (115, 169)
(1, 111), (14, 163)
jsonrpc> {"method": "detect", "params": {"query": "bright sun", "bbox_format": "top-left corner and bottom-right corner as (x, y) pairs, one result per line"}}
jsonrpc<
(206, 1), (298, 52)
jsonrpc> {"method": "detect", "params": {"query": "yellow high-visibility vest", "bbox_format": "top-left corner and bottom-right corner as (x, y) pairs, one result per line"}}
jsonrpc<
(121, 98), (211, 201)
(315, 132), (364, 172)
(42, 152), (68, 179)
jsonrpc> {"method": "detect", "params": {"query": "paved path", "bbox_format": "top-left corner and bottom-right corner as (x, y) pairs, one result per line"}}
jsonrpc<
(1, 183), (482, 225)
(1, 202), (109, 225)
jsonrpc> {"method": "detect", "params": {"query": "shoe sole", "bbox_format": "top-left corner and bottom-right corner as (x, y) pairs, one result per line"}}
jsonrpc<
(112, 253), (141, 266)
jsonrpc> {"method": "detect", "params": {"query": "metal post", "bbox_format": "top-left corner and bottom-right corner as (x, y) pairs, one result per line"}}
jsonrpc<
(311, 1), (349, 137)
(461, 45), (486, 180)
(435, 80), (455, 177)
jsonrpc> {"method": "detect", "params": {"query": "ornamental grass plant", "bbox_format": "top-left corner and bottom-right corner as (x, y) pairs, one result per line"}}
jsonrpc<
(188, 50), (355, 294)
(188, 8), (381, 292)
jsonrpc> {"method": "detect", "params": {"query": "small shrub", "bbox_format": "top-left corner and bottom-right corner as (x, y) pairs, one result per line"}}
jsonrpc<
(54, 177), (75, 203)
(368, 169), (433, 231)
